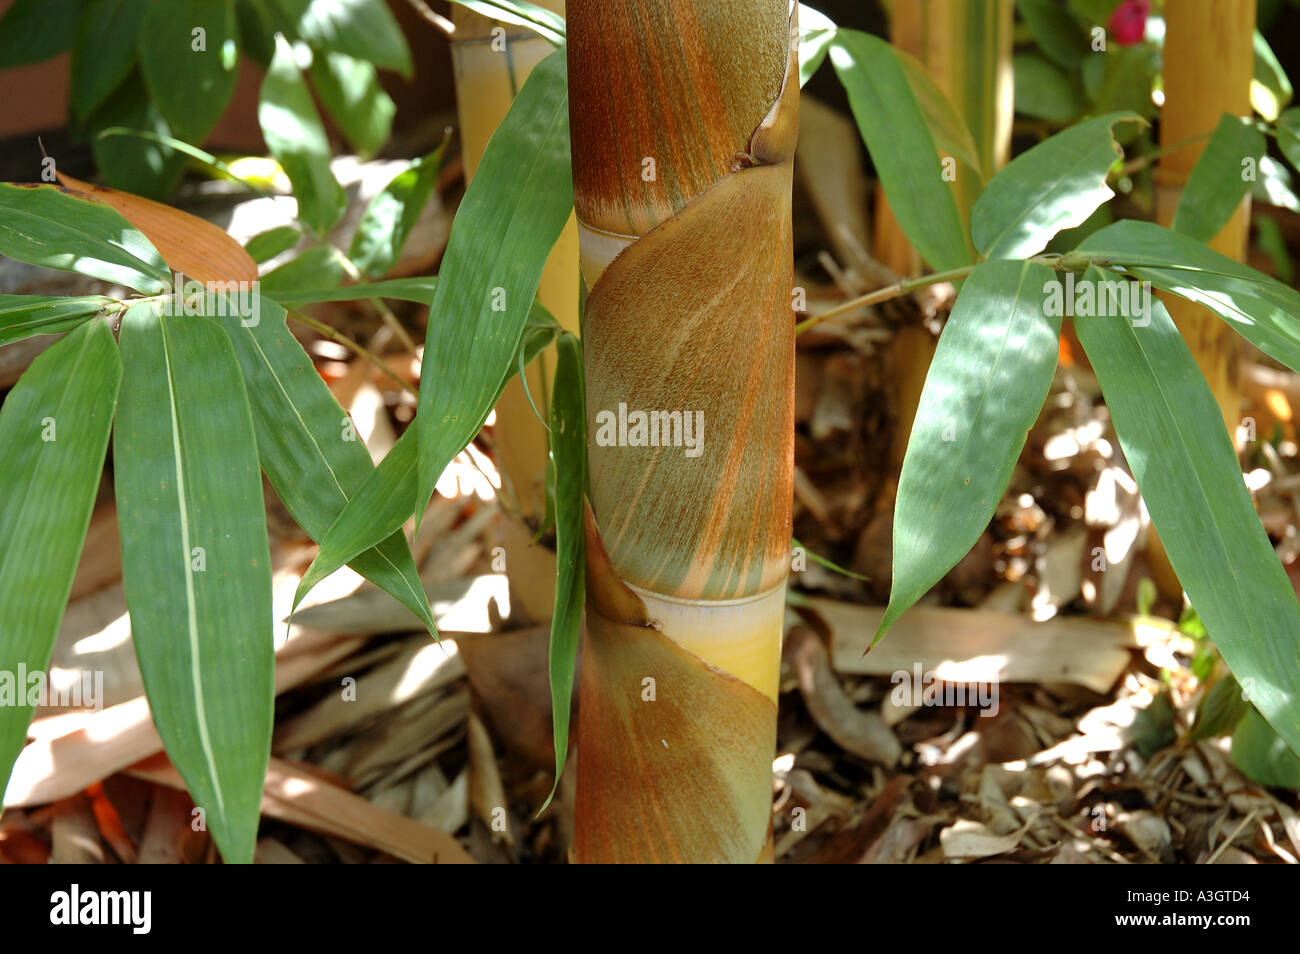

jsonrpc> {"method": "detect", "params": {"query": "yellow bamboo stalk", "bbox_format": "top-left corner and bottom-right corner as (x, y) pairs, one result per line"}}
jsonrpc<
(567, 0), (796, 863)
(450, 1), (579, 620)
(1148, 0), (1255, 601)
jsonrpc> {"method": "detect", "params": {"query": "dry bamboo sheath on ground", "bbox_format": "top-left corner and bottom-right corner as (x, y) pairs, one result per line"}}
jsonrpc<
(567, 0), (798, 863)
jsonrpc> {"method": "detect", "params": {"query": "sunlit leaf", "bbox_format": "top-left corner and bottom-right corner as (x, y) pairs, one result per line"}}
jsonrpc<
(1077, 219), (1300, 374)
(290, 0), (413, 76)
(292, 298), (561, 610)
(1251, 30), (1292, 122)
(972, 111), (1139, 259)
(349, 141), (449, 279)
(447, 0), (565, 45)
(259, 245), (345, 298)
(414, 50), (572, 522)
(797, 3), (836, 87)
(309, 51), (395, 158)
(244, 225), (302, 264)
(259, 34), (347, 235)
(879, 260), (1058, 639)
(0, 183), (169, 293)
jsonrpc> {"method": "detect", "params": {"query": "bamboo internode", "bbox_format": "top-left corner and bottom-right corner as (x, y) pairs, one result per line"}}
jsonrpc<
(568, 0), (798, 863)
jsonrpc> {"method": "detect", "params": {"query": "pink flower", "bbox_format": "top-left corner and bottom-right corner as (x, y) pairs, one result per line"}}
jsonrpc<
(1108, 0), (1149, 46)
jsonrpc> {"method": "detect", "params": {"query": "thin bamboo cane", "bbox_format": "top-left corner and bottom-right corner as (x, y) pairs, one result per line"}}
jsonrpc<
(567, 0), (797, 863)
(450, 1), (579, 620)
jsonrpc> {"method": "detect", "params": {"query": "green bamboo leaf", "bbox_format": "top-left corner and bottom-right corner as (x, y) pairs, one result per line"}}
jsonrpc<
(0, 0), (83, 68)
(0, 320), (120, 796)
(259, 245), (345, 298)
(830, 29), (970, 272)
(797, 4), (836, 87)
(309, 51), (395, 158)
(878, 260), (1058, 639)
(973, 112), (1139, 260)
(0, 295), (114, 347)
(1278, 108), (1300, 174)
(114, 302), (273, 864)
(244, 225), (302, 264)
(543, 332), (585, 806)
(86, 73), (188, 200)
(792, 537), (869, 581)
(211, 293), (435, 633)
(1085, 44), (1158, 118)
(269, 276), (438, 308)
(1232, 707), (1300, 789)
(138, 0), (240, 144)
(70, 0), (150, 122)
(1073, 266), (1300, 763)
(96, 125), (270, 193)
(236, 0), (287, 67)
(290, 0), (413, 76)
(1252, 30), (1292, 123)
(1171, 113), (1266, 243)
(1013, 51), (1085, 124)
(259, 34), (347, 236)
(1188, 673), (1249, 742)
(1015, 0), (1086, 70)
(1077, 219), (1300, 374)
(349, 142), (449, 279)
(414, 49), (573, 524)
(447, 0), (565, 45)
(0, 183), (169, 293)
(896, 48), (983, 180)
(292, 300), (560, 609)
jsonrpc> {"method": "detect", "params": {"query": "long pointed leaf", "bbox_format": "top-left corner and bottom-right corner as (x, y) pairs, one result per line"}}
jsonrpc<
(544, 332), (585, 806)
(972, 112), (1139, 260)
(215, 294), (435, 633)
(879, 260), (1059, 639)
(0, 183), (168, 293)
(260, 34), (347, 236)
(114, 303), (273, 864)
(1170, 113), (1266, 243)
(1077, 219), (1300, 374)
(415, 49), (573, 522)
(829, 29), (970, 272)
(1073, 266), (1300, 761)
(292, 301), (561, 609)
(0, 295), (113, 347)
(0, 320), (120, 796)
(138, 0), (239, 144)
